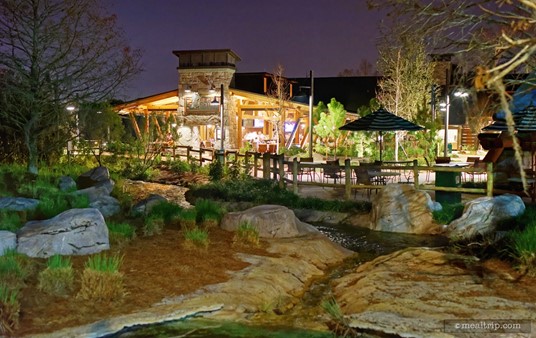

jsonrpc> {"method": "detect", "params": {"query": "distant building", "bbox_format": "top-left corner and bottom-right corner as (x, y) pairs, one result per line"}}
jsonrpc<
(115, 49), (380, 151)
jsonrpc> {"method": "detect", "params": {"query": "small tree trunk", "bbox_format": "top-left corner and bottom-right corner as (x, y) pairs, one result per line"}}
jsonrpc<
(24, 128), (38, 174)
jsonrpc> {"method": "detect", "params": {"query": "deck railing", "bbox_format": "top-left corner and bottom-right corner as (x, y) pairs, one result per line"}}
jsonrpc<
(161, 146), (494, 201)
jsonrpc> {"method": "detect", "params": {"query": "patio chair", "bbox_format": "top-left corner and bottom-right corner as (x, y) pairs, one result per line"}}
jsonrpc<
(298, 157), (315, 181)
(434, 156), (451, 164)
(322, 159), (343, 184)
(353, 166), (377, 198)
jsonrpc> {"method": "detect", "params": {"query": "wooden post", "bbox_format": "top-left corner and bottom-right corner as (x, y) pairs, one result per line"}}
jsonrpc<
(344, 158), (351, 200)
(486, 162), (494, 197)
(262, 153), (270, 179)
(292, 158), (298, 194)
(413, 159), (419, 189)
(186, 146), (191, 164)
(252, 152), (259, 178)
(199, 148), (203, 165)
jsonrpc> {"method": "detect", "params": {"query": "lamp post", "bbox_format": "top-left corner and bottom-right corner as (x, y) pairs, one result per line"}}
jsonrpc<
(308, 70), (314, 158)
(440, 90), (469, 157)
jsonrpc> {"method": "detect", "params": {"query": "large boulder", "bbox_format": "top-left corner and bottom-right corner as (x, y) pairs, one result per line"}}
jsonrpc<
(76, 166), (111, 189)
(447, 194), (525, 241)
(17, 208), (109, 258)
(0, 197), (39, 212)
(221, 205), (318, 238)
(368, 184), (444, 234)
(0, 231), (16, 255)
(332, 248), (536, 337)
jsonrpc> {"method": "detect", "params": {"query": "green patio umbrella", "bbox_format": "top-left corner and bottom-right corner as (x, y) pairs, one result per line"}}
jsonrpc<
(339, 108), (424, 161)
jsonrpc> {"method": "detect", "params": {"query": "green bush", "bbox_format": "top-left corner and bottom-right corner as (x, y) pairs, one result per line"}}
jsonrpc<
(188, 179), (371, 213)
(509, 223), (536, 276)
(183, 227), (209, 249)
(169, 160), (191, 175)
(433, 203), (464, 224)
(208, 160), (224, 181)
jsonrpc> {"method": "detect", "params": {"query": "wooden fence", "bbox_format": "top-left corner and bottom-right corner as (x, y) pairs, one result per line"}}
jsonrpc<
(163, 145), (495, 201)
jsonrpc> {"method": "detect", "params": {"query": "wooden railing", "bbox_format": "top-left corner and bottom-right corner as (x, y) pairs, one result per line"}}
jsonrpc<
(155, 147), (497, 201)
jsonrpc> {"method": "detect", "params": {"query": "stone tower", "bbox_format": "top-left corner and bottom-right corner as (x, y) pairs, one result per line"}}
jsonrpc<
(173, 49), (241, 149)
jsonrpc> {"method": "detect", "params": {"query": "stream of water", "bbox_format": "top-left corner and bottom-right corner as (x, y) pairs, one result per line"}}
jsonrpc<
(110, 223), (449, 338)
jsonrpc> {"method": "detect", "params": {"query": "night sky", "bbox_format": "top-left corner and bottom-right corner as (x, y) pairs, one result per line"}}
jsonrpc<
(108, 0), (386, 101)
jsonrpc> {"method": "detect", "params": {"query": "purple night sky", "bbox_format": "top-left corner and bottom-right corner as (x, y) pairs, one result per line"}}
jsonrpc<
(108, 0), (386, 101)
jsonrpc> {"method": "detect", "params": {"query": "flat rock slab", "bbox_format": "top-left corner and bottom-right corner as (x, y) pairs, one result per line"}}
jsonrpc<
(332, 248), (536, 337)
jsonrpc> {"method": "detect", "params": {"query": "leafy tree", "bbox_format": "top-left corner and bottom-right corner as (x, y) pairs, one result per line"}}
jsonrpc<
(376, 29), (435, 160)
(267, 64), (292, 153)
(0, 0), (141, 173)
(76, 102), (126, 166)
(368, 0), (536, 188)
(314, 98), (347, 157)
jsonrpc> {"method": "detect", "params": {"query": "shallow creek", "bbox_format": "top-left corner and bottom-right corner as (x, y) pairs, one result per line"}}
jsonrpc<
(110, 223), (448, 338)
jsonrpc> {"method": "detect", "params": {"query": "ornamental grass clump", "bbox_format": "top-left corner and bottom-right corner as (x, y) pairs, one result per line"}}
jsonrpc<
(183, 227), (209, 250)
(107, 221), (136, 245)
(0, 284), (19, 335)
(509, 222), (536, 276)
(142, 214), (164, 236)
(0, 249), (28, 287)
(38, 255), (74, 296)
(178, 209), (197, 230)
(77, 254), (125, 302)
(0, 212), (22, 232)
(148, 201), (183, 225)
(195, 199), (223, 228)
(233, 221), (260, 247)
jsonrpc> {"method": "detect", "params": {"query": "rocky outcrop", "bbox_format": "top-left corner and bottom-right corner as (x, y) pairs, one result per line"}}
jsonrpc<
(0, 231), (16, 255)
(221, 205), (318, 238)
(163, 235), (354, 315)
(368, 184), (444, 234)
(28, 234), (353, 338)
(17, 208), (109, 258)
(332, 248), (536, 337)
(448, 194), (525, 241)
(0, 197), (39, 212)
